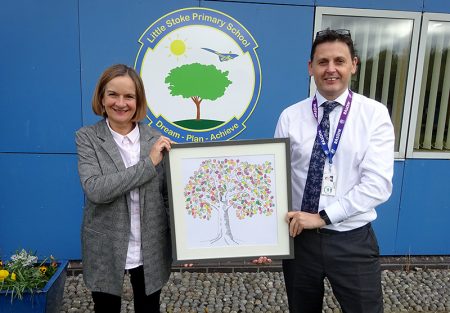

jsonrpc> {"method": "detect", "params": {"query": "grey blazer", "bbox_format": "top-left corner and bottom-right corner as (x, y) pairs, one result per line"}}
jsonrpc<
(75, 119), (172, 296)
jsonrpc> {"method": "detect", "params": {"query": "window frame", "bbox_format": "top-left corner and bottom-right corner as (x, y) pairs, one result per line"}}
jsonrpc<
(312, 7), (422, 159)
(406, 13), (450, 159)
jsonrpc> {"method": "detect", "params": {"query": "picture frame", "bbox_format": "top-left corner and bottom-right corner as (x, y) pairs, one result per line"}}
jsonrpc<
(165, 138), (293, 263)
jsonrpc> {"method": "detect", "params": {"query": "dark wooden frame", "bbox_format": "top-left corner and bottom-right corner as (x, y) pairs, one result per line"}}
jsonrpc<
(165, 138), (293, 264)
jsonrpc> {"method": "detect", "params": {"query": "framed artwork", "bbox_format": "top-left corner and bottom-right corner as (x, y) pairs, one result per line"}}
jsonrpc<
(165, 138), (293, 263)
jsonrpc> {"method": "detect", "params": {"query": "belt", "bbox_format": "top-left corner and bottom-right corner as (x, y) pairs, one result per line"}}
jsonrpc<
(313, 223), (371, 235)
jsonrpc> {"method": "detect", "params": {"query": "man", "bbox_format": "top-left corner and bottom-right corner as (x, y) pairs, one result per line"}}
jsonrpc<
(274, 29), (394, 312)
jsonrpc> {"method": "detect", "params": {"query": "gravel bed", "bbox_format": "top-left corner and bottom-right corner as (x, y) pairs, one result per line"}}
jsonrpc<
(60, 269), (450, 313)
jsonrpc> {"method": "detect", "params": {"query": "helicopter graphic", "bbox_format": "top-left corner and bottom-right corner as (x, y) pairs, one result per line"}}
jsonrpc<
(201, 48), (239, 62)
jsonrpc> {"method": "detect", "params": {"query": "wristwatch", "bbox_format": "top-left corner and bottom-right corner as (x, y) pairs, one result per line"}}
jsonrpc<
(319, 210), (331, 225)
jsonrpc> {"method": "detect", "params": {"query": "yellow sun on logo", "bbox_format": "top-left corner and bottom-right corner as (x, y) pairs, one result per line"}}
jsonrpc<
(170, 39), (186, 55)
(167, 38), (189, 60)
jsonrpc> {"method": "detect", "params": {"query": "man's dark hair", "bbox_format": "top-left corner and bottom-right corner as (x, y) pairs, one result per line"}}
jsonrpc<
(310, 28), (357, 61)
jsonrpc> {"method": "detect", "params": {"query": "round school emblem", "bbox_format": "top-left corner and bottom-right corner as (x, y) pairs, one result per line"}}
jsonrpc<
(135, 7), (261, 142)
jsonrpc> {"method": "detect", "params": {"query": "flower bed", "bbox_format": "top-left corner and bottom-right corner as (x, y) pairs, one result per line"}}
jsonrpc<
(0, 250), (68, 313)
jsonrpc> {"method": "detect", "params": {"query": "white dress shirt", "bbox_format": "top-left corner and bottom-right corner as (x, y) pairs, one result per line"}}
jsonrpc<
(107, 119), (143, 269)
(275, 90), (395, 231)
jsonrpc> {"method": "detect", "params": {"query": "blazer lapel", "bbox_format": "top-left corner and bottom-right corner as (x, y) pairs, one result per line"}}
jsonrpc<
(96, 120), (126, 171)
(139, 123), (157, 161)
(138, 123), (158, 213)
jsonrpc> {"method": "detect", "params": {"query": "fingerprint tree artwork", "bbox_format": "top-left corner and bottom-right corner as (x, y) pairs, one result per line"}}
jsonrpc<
(184, 158), (275, 246)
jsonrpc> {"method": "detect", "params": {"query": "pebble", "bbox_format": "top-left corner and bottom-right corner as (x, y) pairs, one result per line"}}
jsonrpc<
(60, 269), (450, 312)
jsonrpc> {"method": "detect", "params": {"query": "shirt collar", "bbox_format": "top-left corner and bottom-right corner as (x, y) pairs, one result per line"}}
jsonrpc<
(315, 89), (349, 107)
(106, 118), (140, 144)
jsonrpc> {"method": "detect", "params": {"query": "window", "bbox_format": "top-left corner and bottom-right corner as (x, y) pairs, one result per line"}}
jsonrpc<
(313, 7), (421, 158)
(407, 14), (450, 159)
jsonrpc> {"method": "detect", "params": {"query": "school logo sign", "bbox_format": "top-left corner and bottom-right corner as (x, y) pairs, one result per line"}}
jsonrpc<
(135, 8), (261, 142)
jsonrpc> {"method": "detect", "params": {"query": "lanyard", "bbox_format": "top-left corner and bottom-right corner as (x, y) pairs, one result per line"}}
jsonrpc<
(311, 90), (353, 164)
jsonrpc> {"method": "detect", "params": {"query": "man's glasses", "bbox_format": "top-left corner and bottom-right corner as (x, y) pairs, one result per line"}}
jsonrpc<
(316, 29), (351, 38)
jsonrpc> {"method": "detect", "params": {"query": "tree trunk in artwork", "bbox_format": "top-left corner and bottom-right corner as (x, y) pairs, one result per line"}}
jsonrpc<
(209, 202), (238, 245)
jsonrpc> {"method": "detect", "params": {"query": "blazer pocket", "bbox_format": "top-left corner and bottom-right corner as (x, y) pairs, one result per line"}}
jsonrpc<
(153, 214), (169, 233)
(82, 227), (107, 279)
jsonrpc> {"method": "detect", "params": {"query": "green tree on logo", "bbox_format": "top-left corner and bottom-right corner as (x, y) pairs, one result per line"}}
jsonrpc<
(165, 63), (232, 120)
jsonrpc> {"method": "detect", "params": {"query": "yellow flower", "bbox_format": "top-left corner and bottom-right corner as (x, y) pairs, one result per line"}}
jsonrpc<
(50, 255), (57, 268)
(0, 269), (9, 281)
(11, 272), (16, 281)
(39, 266), (47, 274)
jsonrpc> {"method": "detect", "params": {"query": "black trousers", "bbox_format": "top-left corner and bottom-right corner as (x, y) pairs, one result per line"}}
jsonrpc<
(92, 266), (161, 313)
(283, 223), (383, 313)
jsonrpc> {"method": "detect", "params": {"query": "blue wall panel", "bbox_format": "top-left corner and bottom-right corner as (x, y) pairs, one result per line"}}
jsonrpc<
(315, 0), (423, 12)
(203, 2), (314, 139)
(395, 160), (450, 255)
(0, 154), (84, 260)
(372, 161), (404, 255)
(204, 0), (314, 6)
(79, 0), (199, 127)
(0, 0), (81, 153)
(424, 0), (450, 13)
(1, 0), (450, 260)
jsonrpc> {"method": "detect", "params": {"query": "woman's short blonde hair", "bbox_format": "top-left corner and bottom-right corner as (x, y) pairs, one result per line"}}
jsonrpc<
(92, 64), (147, 122)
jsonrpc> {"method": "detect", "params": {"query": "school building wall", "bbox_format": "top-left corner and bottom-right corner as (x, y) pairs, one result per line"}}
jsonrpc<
(1, 0), (449, 260)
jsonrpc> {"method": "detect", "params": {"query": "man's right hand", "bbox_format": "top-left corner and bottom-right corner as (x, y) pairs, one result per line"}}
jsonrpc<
(286, 211), (326, 237)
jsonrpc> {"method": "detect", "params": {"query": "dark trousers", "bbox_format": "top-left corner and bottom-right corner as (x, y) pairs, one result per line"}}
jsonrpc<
(92, 266), (161, 313)
(283, 223), (383, 313)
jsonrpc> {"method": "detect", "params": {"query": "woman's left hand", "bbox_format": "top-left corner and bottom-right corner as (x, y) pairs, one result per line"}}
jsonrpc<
(150, 136), (173, 165)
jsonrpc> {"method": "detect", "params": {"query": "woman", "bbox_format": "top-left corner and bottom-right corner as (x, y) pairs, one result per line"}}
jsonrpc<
(76, 64), (172, 313)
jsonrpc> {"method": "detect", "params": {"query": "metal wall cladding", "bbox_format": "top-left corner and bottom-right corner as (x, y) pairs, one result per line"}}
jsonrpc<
(1, 0), (449, 258)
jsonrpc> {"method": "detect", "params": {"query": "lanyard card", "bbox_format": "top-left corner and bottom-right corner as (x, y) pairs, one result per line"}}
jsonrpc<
(321, 164), (337, 196)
